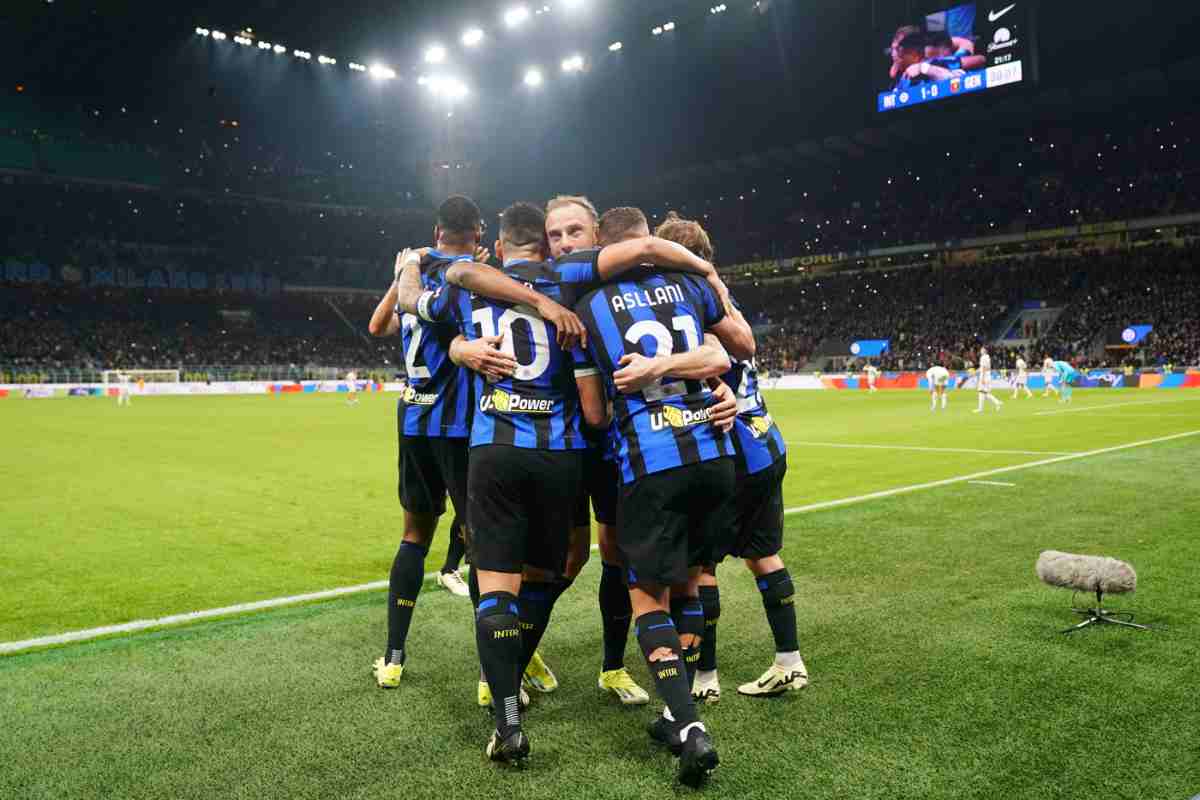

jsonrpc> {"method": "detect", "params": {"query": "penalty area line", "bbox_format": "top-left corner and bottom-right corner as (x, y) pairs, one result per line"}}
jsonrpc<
(784, 429), (1200, 516)
(968, 480), (1017, 487)
(1033, 398), (1196, 416)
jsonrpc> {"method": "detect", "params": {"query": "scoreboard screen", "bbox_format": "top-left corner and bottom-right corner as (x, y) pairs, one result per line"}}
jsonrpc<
(876, 2), (1033, 113)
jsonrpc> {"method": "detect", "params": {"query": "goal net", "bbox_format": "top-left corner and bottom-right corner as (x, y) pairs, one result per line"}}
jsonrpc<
(102, 369), (181, 385)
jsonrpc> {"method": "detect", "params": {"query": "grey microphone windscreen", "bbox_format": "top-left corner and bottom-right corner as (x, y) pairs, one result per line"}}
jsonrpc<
(1036, 550), (1137, 595)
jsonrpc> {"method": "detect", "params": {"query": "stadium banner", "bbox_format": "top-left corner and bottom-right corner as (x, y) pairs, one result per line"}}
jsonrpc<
(0, 381), (405, 397)
(850, 340), (890, 357)
(3, 258), (282, 296)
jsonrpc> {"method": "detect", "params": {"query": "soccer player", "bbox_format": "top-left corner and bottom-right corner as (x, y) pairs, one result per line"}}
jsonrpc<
(396, 202), (729, 766)
(1011, 355), (1033, 399)
(926, 364), (950, 411)
(864, 363), (880, 393)
(346, 370), (359, 405)
(652, 213), (807, 704)
(572, 250), (753, 788)
(1042, 355), (1060, 398)
(1053, 359), (1079, 404)
(973, 346), (1003, 413)
(365, 196), (492, 689)
(116, 372), (131, 406)
(435, 516), (470, 597)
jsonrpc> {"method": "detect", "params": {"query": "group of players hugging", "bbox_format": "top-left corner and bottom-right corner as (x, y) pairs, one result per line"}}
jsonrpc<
(367, 194), (807, 787)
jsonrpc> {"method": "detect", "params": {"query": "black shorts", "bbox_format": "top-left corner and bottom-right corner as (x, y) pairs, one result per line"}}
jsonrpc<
(724, 456), (787, 560)
(616, 458), (735, 588)
(397, 433), (469, 518)
(573, 446), (619, 528)
(468, 445), (583, 575)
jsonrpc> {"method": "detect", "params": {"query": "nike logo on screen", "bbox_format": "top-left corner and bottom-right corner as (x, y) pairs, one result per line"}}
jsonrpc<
(988, 4), (1015, 22)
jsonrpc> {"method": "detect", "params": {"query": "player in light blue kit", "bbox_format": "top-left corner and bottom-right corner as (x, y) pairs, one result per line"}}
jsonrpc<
(1053, 360), (1079, 404)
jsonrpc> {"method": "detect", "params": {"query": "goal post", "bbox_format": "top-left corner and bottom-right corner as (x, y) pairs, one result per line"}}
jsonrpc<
(101, 369), (181, 385)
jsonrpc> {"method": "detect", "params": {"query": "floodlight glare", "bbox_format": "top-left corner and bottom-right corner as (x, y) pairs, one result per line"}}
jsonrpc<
(651, 26), (663, 36)
(425, 45), (446, 64)
(294, 50), (311, 60)
(369, 64), (397, 80)
(195, 27), (210, 37)
(663, 21), (676, 31)
(348, 62), (367, 72)
(608, 41), (623, 52)
(258, 41), (272, 50)
(273, 44), (286, 54)
(318, 55), (336, 65)
(524, 68), (543, 87)
(211, 30), (227, 40)
(504, 6), (531, 27)
(561, 54), (584, 72)
(462, 28), (485, 46)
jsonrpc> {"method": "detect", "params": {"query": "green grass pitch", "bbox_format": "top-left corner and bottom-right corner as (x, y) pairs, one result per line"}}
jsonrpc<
(2, 389), (1199, 799)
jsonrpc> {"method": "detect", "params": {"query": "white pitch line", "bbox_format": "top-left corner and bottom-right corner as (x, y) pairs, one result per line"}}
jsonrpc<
(7, 431), (1198, 656)
(784, 429), (1200, 515)
(788, 441), (1077, 457)
(0, 544), (603, 656)
(1034, 399), (1195, 416)
(968, 480), (1016, 487)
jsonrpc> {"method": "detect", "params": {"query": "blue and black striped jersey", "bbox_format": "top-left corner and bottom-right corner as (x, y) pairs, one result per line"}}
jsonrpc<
(721, 359), (786, 476)
(395, 251), (474, 438)
(573, 270), (734, 485)
(416, 252), (601, 450)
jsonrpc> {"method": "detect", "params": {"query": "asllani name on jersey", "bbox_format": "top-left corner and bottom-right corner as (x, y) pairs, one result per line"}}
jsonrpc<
(611, 283), (685, 313)
(649, 404), (712, 431)
(480, 388), (555, 415)
(403, 387), (438, 406)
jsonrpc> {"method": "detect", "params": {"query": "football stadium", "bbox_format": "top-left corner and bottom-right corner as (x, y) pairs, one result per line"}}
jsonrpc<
(3, 1), (1200, 797)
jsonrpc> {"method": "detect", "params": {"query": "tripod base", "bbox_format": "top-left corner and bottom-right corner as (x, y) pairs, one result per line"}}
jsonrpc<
(1062, 607), (1152, 634)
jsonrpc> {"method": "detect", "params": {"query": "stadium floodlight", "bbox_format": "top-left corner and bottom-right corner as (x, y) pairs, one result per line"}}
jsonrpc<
(652, 26), (663, 36)
(233, 35), (253, 46)
(258, 40), (272, 50)
(195, 27), (210, 37)
(663, 21), (676, 31)
(561, 54), (584, 73)
(711, 4), (727, 13)
(318, 55), (336, 65)
(273, 44), (286, 54)
(348, 62), (367, 72)
(425, 44), (446, 64)
(369, 63), (397, 80)
(462, 27), (484, 47)
(504, 5), (530, 27)
(608, 41), (622, 52)
(524, 68), (543, 87)
(294, 50), (311, 60)
(210, 30), (227, 40)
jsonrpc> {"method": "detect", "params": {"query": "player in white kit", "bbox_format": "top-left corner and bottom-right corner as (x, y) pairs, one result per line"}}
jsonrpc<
(117, 373), (132, 407)
(973, 347), (1003, 413)
(346, 371), (359, 405)
(926, 365), (950, 411)
(864, 364), (880, 393)
(1011, 356), (1033, 399)
(1041, 356), (1059, 398)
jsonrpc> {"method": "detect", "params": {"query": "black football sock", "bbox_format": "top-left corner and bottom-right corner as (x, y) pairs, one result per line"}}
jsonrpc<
(698, 585), (721, 672)
(517, 581), (556, 673)
(636, 611), (698, 727)
(475, 592), (523, 736)
(756, 569), (799, 653)
(599, 563), (632, 671)
(670, 596), (705, 685)
(385, 540), (428, 665)
(440, 517), (466, 574)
